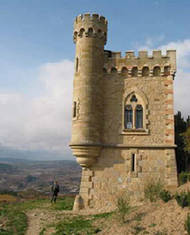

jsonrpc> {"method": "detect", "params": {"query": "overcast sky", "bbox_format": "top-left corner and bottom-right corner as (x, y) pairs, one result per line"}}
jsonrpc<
(0, 0), (190, 160)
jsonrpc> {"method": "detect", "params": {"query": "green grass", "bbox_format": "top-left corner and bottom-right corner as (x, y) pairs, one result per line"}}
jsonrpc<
(92, 211), (114, 219)
(46, 210), (114, 235)
(185, 213), (190, 235)
(51, 197), (74, 211)
(49, 210), (113, 234)
(52, 216), (101, 235)
(149, 223), (156, 227)
(0, 196), (75, 235)
(39, 228), (46, 235)
(0, 206), (27, 235)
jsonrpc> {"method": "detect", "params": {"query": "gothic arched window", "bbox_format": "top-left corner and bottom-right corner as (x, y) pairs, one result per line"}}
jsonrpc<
(124, 105), (133, 129)
(135, 105), (143, 129)
(124, 93), (147, 131)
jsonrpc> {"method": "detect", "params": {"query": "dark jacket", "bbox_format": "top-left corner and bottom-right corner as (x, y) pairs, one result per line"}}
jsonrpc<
(51, 184), (59, 195)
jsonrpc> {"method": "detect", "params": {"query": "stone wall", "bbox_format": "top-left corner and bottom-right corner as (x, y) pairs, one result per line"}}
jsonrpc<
(102, 74), (174, 146)
(79, 147), (177, 211)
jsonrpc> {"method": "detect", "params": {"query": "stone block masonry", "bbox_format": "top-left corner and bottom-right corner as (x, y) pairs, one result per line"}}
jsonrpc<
(70, 13), (178, 211)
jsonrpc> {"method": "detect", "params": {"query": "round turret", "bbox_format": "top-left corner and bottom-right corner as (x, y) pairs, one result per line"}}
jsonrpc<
(70, 13), (107, 168)
(73, 13), (107, 44)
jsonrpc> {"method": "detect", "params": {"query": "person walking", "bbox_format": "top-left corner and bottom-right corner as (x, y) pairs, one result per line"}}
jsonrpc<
(51, 181), (60, 203)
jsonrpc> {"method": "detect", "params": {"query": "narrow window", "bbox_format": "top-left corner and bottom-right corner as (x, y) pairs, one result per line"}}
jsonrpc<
(153, 66), (161, 76)
(124, 105), (133, 129)
(131, 154), (135, 172)
(111, 67), (117, 73)
(88, 28), (93, 36)
(76, 57), (79, 72)
(142, 67), (149, 76)
(136, 105), (143, 129)
(79, 28), (85, 37)
(73, 101), (77, 118)
(131, 67), (138, 77)
(164, 66), (170, 76)
(121, 67), (128, 75)
(73, 31), (78, 42)
(97, 29), (102, 37)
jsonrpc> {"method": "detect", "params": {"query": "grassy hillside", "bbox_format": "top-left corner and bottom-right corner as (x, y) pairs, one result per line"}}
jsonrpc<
(0, 196), (74, 235)
(1, 182), (190, 235)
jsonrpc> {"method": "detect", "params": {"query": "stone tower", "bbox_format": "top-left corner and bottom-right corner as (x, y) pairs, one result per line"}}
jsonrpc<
(70, 13), (178, 211)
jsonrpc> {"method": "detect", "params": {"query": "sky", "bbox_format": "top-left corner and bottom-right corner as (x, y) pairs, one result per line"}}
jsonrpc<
(0, 0), (190, 160)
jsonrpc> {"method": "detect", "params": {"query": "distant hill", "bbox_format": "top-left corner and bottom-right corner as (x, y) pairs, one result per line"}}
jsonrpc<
(0, 157), (81, 194)
(0, 146), (75, 161)
(0, 163), (18, 173)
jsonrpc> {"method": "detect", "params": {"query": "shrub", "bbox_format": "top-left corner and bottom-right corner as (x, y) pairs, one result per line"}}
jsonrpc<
(116, 193), (130, 223)
(175, 191), (190, 208)
(144, 179), (163, 202)
(185, 213), (190, 235)
(179, 172), (190, 185)
(159, 189), (172, 202)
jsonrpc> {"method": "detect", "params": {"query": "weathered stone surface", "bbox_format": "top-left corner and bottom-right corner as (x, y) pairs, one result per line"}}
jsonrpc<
(73, 195), (84, 211)
(70, 13), (178, 211)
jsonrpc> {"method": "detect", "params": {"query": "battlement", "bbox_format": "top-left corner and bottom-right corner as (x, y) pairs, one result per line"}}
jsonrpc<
(75, 13), (107, 25)
(104, 50), (176, 60)
(104, 49), (176, 76)
(73, 13), (107, 44)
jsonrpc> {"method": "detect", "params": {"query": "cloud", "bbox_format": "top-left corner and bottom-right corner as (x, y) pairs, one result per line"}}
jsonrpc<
(0, 60), (74, 155)
(138, 39), (190, 118)
(0, 39), (190, 157)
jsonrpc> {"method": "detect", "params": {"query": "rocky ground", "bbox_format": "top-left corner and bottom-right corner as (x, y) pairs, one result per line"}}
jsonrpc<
(25, 183), (190, 235)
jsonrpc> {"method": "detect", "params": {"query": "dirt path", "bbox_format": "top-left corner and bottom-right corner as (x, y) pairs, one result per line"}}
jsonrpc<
(26, 207), (73, 235)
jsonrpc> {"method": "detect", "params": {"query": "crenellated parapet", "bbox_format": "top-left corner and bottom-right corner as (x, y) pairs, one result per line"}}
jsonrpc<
(73, 13), (107, 44)
(104, 50), (176, 77)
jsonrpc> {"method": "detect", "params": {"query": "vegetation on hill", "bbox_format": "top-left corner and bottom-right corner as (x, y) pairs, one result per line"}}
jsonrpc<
(0, 195), (75, 235)
(175, 112), (190, 172)
(1, 181), (190, 235)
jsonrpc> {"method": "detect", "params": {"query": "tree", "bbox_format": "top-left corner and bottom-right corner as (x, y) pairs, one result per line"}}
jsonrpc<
(182, 127), (190, 153)
(175, 112), (187, 172)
